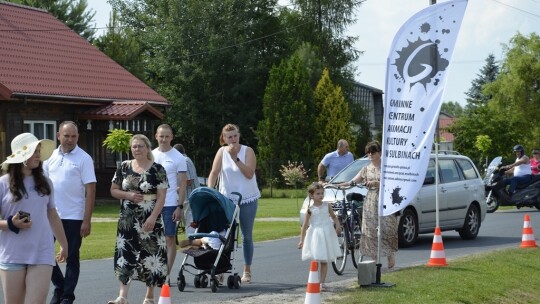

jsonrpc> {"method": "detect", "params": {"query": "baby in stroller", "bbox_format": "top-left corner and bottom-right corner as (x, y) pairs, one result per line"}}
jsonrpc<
(179, 230), (226, 251)
(176, 187), (242, 292)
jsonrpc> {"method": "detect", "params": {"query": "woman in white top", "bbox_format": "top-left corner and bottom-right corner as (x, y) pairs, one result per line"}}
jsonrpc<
(0, 133), (67, 304)
(208, 124), (260, 284)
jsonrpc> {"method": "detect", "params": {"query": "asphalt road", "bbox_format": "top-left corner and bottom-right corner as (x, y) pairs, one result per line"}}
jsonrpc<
(1, 208), (539, 303)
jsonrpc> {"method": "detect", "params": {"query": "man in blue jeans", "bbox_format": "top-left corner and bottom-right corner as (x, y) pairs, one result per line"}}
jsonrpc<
(44, 121), (96, 304)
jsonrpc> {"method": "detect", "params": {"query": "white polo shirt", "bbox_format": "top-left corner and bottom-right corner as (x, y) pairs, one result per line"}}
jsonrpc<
(43, 145), (96, 220)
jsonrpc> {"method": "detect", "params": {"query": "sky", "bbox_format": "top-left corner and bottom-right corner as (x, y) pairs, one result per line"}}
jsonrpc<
(88, 0), (540, 106)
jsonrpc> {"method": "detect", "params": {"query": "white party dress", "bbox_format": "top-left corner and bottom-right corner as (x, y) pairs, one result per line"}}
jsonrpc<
(302, 202), (341, 261)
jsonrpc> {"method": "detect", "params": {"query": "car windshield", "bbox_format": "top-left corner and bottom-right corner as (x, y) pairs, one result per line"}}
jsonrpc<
(329, 158), (371, 183)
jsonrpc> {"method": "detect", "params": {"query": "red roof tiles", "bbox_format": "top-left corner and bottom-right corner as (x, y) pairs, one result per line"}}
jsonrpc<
(79, 101), (165, 120)
(0, 2), (168, 105)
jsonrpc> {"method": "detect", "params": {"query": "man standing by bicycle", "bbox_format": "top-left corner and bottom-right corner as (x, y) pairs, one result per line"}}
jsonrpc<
(318, 139), (354, 182)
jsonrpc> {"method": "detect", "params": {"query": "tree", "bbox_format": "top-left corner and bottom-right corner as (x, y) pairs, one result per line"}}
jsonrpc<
(441, 101), (464, 117)
(282, 0), (364, 86)
(313, 68), (355, 165)
(465, 54), (499, 111)
(484, 33), (540, 154)
(103, 129), (133, 163)
(257, 52), (315, 184)
(447, 52), (504, 164)
(475, 135), (492, 172)
(110, 0), (287, 173)
(93, 10), (145, 80)
(9, 0), (97, 41)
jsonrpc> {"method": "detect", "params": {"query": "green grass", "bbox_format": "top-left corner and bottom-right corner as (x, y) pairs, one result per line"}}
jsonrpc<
(330, 248), (540, 304)
(81, 222), (116, 260)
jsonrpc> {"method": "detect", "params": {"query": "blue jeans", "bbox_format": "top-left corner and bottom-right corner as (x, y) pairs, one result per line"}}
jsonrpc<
(239, 200), (258, 266)
(51, 220), (82, 301)
(504, 174), (533, 194)
(161, 206), (177, 236)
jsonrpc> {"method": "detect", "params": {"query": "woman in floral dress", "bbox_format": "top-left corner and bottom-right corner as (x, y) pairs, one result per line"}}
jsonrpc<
(343, 140), (398, 269)
(108, 134), (168, 304)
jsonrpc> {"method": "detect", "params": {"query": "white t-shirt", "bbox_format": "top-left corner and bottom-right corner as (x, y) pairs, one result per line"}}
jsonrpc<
(43, 145), (96, 220)
(203, 231), (226, 250)
(153, 147), (187, 207)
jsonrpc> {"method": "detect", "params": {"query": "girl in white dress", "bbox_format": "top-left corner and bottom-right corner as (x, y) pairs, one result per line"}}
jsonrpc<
(298, 182), (341, 289)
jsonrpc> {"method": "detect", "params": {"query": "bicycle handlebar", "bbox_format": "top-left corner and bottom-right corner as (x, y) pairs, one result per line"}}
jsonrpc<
(324, 183), (365, 191)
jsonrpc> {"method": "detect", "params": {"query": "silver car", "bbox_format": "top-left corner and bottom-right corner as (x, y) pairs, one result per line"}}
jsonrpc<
(300, 152), (487, 247)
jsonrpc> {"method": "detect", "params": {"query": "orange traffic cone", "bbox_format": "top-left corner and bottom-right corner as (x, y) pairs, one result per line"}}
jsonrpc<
(304, 260), (321, 304)
(427, 227), (447, 267)
(158, 283), (171, 304)
(520, 214), (538, 248)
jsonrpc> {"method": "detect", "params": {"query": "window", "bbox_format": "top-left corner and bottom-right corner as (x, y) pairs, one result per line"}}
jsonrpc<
(439, 159), (460, 183)
(24, 120), (56, 141)
(456, 159), (479, 180)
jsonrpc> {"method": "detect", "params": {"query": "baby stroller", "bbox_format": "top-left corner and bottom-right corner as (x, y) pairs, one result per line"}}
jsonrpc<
(177, 187), (242, 293)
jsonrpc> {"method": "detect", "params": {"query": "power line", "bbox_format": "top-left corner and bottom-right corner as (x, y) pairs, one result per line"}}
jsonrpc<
(179, 21), (311, 59)
(490, 0), (540, 19)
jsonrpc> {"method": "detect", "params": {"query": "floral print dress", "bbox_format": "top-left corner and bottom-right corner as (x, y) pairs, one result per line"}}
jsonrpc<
(111, 160), (169, 286)
(359, 164), (398, 258)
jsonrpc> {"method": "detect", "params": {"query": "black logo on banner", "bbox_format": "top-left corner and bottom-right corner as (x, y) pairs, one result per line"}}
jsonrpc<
(392, 22), (451, 92)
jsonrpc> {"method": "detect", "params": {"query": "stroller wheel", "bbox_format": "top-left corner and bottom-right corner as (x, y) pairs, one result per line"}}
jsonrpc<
(210, 279), (218, 293)
(194, 275), (201, 288)
(178, 274), (186, 292)
(200, 274), (209, 288)
(227, 275), (234, 289)
(233, 275), (241, 289)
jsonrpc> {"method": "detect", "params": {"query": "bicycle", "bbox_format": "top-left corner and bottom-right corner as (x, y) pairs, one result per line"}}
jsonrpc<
(324, 183), (365, 275)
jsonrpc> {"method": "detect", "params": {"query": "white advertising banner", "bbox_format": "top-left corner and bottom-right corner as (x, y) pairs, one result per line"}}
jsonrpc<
(379, 0), (468, 216)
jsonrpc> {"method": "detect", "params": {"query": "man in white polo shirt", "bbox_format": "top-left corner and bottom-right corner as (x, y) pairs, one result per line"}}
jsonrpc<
(318, 139), (354, 182)
(44, 121), (96, 304)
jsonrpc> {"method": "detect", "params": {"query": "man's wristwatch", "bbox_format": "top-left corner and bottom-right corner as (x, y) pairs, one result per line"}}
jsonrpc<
(177, 204), (183, 209)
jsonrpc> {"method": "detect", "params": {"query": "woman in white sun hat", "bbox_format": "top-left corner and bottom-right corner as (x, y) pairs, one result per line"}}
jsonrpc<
(0, 133), (68, 304)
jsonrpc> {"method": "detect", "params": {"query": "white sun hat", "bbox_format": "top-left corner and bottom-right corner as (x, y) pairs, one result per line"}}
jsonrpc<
(1, 133), (55, 169)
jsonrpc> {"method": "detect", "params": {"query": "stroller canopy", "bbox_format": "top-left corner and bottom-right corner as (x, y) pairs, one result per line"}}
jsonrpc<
(189, 187), (238, 232)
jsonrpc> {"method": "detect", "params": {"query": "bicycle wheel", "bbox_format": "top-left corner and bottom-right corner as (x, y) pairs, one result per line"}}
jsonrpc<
(332, 221), (348, 275)
(351, 214), (364, 268)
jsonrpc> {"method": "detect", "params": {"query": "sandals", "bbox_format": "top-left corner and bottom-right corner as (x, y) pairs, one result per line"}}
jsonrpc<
(241, 272), (251, 283)
(107, 297), (128, 304)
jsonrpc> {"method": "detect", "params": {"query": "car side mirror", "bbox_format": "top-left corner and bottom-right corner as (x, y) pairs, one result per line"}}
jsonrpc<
(424, 176), (435, 185)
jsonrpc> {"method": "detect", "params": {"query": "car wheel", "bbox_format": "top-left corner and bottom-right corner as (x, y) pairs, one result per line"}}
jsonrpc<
(398, 208), (418, 248)
(486, 191), (499, 213)
(458, 204), (480, 240)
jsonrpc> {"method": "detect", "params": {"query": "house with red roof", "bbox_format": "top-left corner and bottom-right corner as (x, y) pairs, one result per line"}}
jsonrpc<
(438, 112), (456, 151)
(0, 1), (169, 196)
